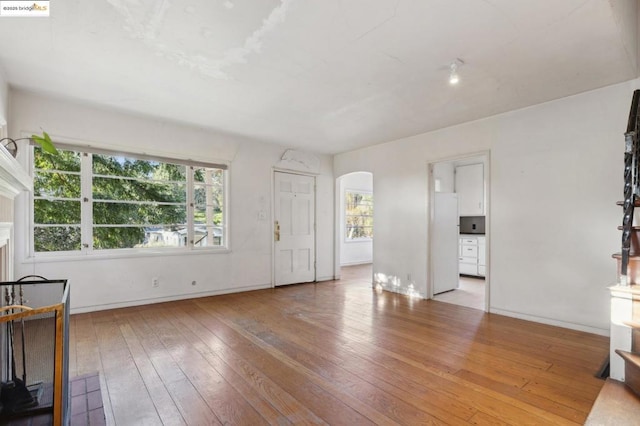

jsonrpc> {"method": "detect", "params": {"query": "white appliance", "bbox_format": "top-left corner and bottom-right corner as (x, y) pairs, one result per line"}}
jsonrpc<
(433, 192), (459, 294)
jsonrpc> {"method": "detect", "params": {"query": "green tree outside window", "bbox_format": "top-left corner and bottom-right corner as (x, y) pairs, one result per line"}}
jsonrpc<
(345, 191), (373, 240)
(33, 146), (225, 252)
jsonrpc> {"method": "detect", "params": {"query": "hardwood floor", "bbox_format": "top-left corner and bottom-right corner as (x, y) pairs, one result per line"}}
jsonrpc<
(69, 265), (609, 425)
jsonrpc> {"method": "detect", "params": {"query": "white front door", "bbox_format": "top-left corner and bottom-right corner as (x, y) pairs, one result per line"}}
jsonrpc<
(274, 172), (315, 286)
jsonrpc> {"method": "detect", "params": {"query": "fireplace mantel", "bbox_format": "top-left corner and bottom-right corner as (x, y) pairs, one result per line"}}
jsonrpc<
(0, 143), (32, 199)
(0, 142), (31, 280)
(0, 222), (10, 247)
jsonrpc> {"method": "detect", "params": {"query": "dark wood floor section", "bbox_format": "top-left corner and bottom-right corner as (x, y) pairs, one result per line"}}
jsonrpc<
(69, 265), (609, 425)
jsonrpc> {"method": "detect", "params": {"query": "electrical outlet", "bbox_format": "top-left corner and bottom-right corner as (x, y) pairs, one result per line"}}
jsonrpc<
(407, 273), (412, 282)
(152, 277), (159, 288)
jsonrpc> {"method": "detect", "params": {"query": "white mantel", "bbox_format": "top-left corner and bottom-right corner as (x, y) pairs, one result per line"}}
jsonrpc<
(0, 143), (31, 198)
(0, 142), (32, 281)
(0, 222), (10, 248)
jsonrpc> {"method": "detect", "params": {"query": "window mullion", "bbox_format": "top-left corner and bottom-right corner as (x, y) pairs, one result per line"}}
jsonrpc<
(187, 166), (194, 249)
(28, 145), (35, 257)
(81, 153), (93, 252)
(222, 169), (228, 247)
(205, 169), (214, 247)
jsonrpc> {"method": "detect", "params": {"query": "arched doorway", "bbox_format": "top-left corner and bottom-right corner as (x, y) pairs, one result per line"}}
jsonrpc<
(335, 171), (373, 281)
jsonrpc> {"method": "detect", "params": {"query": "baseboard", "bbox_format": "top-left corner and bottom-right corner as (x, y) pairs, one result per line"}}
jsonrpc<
(70, 283), (272, 314)
(490, 307), (609, 336)
(316, 275), (335, 282)
(340, 261), (373, 267)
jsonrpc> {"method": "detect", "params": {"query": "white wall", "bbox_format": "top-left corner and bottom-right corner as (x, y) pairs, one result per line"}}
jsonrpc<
(339, 172), (373, 266)
(335, 80), (636, 334)
(9, 89), (334, 313)
(0, 68), (7, 129)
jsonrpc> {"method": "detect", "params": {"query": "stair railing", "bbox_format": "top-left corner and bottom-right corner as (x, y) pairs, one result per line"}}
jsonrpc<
(621, 90), (640, 286)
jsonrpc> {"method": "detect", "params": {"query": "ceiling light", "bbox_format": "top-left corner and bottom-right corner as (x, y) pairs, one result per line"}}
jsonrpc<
(448, 59), (464, 85)
(449, 64), (459, 85)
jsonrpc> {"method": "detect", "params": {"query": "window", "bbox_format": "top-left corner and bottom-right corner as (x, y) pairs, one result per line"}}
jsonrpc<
(345, 190), (373, 240)
(32, 145), (227, 254)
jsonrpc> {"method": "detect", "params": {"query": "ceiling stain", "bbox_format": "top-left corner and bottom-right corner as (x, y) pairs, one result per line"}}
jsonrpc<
(107, 0), (295, 80)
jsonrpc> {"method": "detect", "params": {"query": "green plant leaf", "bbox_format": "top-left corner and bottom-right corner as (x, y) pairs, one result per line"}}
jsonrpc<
(32, 132), (58, 155)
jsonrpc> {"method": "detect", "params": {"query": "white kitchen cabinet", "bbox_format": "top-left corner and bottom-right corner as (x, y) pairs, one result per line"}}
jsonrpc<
(477, 236), (486, 277)
(455, 163), (484, 216)
(461, 244), (478, 258)
(459, 236), (478, 276)
(459, 235), (486, 277)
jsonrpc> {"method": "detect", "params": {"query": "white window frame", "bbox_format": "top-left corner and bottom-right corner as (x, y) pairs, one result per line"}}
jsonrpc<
(28, 143), (229, 258)
(344, 189), (373, 242)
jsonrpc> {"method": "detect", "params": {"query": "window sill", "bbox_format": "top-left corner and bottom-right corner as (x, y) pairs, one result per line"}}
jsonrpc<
(21, 247), (231, 264)
(344, 238), (373, 244)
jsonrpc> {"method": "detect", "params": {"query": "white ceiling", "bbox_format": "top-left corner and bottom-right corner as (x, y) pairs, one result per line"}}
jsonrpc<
(0, 0), (637, 154)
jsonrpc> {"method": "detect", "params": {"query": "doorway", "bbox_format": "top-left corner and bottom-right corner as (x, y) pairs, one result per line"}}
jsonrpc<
(335, 172), (373, 280)
(429, 153), (489, 311)
(273, 171), (316, 286)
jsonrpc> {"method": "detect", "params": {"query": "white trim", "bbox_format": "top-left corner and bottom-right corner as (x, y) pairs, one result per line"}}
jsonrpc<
(0, 222), (11, 247)
(0, 222), (12, 280)
(22, 246), (231, 264)
(315, 275), (334, 282)
(340, 260), (372, 267)
(21, 131), (230, 171)
(427, 150), (491, 312)
(344, 238), (373, 243)
(81, 151), (92, 252)
(0, 143), (32, 199)
(490, 307), (609, 336)
(609, 285), (635, 380)
(221, 163), (230, 250)
(276, 150), (321, 174)
(334, 178), (341, 280)
(271, 170), (276, 287)
(54, 141), (228, 170)
(271, 169), (317, 287)
(70, 282), (272, 314)
(272, 167), (316, 177)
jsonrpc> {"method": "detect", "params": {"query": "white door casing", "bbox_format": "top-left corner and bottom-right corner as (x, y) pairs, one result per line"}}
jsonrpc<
(274, 172), (315, 286)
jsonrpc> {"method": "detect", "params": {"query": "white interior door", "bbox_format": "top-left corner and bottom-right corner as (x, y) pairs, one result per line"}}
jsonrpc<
(433, 192), (460, 294)
(274, 172), (315, 286)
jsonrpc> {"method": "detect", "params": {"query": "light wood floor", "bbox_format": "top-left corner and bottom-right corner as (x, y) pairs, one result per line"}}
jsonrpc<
(69, 265), (609, 425)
